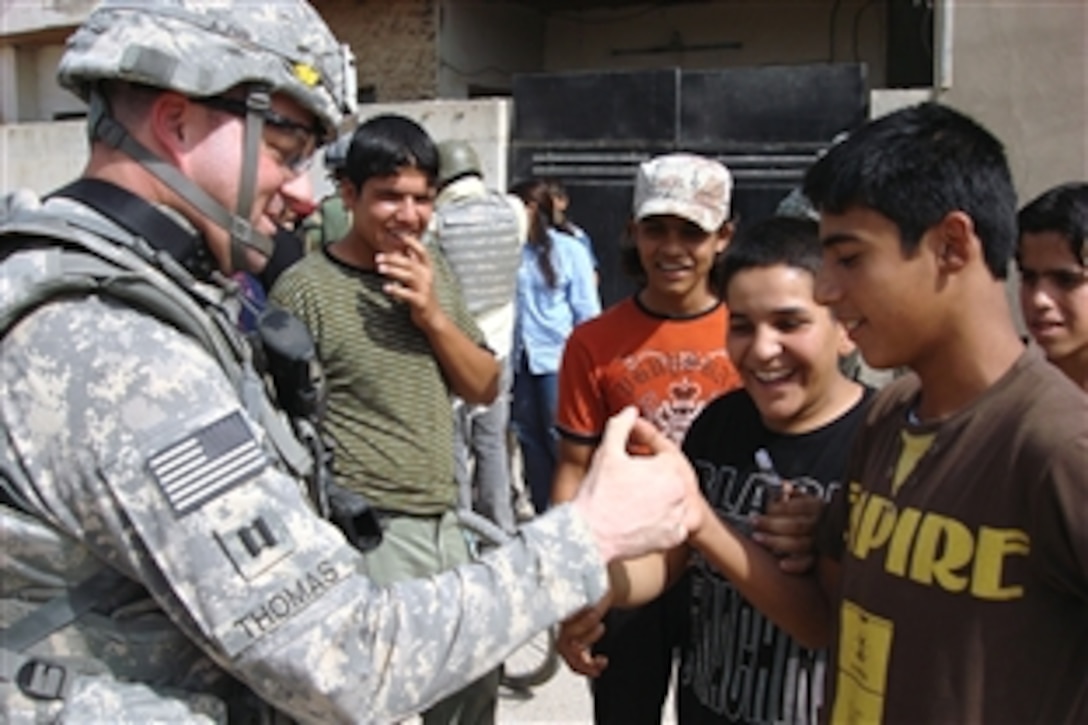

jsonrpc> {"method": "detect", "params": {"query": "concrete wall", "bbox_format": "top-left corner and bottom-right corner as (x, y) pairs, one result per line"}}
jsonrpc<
(0, 0), (93, 36)
(1, 99), (515, 202)
(328, 98), (515, 197)
(0, 0), (90, 122)
(0, 118), (87, 195)
(936, 0), (1088, 202)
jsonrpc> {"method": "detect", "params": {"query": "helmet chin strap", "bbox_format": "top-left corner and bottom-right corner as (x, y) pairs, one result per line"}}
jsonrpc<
(87, 89), (275, 276)
(233, 88), (271, 274)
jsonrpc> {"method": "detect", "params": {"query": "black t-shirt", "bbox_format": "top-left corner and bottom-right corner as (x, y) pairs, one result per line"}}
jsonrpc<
(678, 387), (871, 725)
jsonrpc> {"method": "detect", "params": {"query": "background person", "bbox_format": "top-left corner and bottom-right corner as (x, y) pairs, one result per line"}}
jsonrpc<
(1015, 182), (1088, 391)
(429, 138), (527, 534)
(270, 114), (504, 723)
(546, 176), (599, 279)
(509, 177), (600, 514)
(0, 2), (704, 722)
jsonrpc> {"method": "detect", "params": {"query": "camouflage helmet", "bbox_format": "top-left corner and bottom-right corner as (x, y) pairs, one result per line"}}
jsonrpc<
(57, 0), (357, 141)
(437, 140), (482, 187)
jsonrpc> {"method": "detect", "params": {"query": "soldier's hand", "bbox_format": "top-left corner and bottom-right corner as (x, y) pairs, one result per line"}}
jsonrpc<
(572, 407), (702, 563)
(752, 486), (822, 574)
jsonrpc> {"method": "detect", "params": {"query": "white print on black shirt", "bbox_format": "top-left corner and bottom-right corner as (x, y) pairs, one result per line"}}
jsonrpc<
(681, 463), (838, 724)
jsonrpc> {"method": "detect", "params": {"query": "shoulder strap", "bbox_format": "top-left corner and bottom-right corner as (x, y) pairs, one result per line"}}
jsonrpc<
(0, 568), (141, 655)
(48, 178), (211, 276)
(0, 214), (246, 384)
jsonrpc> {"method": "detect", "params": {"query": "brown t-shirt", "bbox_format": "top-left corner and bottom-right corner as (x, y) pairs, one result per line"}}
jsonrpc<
(818, 349), (1088, 723)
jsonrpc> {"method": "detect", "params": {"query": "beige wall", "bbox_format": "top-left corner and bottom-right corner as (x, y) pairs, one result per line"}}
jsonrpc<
(0, 119), (87, 195)
(0, 0), (93, 36)
(1, 99), (515, 200)
(938, 0), (1088, 201)
(354, 98), (515, 191)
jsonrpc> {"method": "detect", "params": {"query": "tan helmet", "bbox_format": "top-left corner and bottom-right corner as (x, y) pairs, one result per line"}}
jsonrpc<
(437, 140), (482, 188)
(58, 0), (356, 142)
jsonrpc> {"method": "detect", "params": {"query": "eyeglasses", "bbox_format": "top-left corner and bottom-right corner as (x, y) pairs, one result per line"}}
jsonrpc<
(196, 95), (320, 175)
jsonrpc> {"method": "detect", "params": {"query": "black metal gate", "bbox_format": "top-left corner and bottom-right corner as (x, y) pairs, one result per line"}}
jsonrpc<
(509, 64), (868, 307)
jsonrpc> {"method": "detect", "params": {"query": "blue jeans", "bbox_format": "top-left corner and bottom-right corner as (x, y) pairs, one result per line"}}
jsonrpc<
(454, 360), (516, 534)
(510, 355), (558, 514)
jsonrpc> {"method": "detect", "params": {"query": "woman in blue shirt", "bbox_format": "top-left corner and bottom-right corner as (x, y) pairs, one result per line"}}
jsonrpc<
(510, 178), (601, 513)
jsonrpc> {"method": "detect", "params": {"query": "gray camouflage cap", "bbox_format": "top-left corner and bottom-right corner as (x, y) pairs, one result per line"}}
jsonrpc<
(633, 153), (733, 233)
(57, 0), (357, 141)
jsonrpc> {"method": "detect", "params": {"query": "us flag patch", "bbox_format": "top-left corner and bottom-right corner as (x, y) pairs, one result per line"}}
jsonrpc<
(149, 412), (265, 516)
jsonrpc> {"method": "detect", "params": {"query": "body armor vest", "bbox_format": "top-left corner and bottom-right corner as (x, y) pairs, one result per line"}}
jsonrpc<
(0, 189), (322, 721)
(433, 191), (521, 317)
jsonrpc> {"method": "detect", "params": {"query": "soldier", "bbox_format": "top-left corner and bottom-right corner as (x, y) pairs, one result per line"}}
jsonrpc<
(0, 2), (702, 722)
(430, 139), (527, 535)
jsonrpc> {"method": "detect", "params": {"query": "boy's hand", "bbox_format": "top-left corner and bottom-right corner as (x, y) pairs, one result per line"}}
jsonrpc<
(375, 235), (440, 329)
(556, 595), (612, 678)
(752, 485), (823, 574)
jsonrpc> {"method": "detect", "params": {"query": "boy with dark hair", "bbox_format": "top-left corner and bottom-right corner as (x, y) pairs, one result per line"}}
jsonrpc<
(599, 215), (869, 724)
(1016, 181), (1088, 390)
(270, 113), (503, 723)
(657, 102), (1087, 723)
(553, 153), (741, 724)
(802, 102), (1087, 723)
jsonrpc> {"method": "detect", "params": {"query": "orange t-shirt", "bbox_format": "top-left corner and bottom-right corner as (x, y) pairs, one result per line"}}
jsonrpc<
(556, 296), (741, 445)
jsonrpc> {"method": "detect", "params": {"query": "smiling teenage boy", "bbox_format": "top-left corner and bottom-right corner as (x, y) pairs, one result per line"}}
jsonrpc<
(804, 103), (1087, 722)
(269, 114), (503, 723)
(601, 215), (870, 724)
(678, 216), (870, 724)
(630, 103), (1087, 724)
(552, 153), (742, 723)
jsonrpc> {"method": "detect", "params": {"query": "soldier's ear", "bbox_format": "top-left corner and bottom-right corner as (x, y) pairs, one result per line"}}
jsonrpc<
(148, 91), (194, 162)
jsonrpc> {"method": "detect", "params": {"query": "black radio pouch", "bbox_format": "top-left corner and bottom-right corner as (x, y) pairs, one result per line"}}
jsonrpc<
(255, 306), (326, 420)
(326, 481), (384, 553)
(254, 306), (382, 553)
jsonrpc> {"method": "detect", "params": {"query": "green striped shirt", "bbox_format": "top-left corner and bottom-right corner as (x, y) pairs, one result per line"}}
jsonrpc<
(270, 248), (485, 514)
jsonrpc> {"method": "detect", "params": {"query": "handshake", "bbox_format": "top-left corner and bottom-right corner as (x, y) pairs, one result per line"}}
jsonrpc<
(569, 406), (703, 563)
(570, 406), (819, 567)
(564, 406), (824, 678)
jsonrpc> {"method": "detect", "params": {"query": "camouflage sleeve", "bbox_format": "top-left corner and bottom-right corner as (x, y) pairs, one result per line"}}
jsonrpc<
(1, 297), (608, 722)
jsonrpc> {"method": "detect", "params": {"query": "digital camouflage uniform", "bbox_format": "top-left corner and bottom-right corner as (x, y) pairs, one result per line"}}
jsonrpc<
(0, 2), (611, 722)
